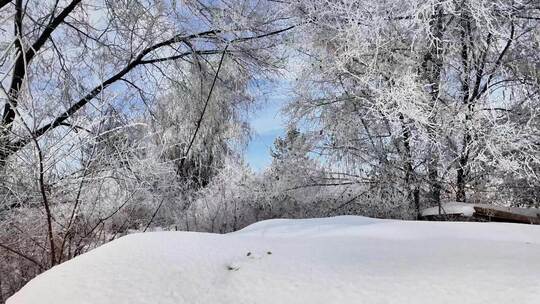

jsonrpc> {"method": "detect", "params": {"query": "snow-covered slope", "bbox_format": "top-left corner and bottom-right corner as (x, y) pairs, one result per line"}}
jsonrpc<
(8, 216), (540, 304)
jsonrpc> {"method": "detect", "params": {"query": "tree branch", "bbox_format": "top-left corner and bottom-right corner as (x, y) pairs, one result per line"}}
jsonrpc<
(1, 0), (82, 131)
(0, 0), (11, 11)
(6, 25), (296, 155)
(0, 242), (45, 270)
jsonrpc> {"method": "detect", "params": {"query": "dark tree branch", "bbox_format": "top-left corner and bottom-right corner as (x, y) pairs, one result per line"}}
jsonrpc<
(477, 22), (515, 98)
(5, 25), (296, 155)
(34, 139), (56, 266)
(2, 0), (82, 131)
(139, 49), (226, 64)
(0, 242), (45, 270)
(180, 44), (229, 170)
(7, 31), (219, 152)
(0, 0), (11, 11)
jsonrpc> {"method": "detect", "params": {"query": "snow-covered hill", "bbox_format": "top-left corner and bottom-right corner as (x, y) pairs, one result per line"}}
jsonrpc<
(8, 216), (540, 303)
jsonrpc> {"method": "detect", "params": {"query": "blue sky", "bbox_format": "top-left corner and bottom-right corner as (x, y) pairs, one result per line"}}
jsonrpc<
(245, 80), (291, 171)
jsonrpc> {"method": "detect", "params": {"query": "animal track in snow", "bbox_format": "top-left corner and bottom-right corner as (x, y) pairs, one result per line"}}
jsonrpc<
(226, 251), (273, 271)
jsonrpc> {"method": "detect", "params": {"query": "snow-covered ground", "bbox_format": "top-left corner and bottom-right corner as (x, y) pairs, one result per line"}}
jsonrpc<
(8, 216), (540, 303)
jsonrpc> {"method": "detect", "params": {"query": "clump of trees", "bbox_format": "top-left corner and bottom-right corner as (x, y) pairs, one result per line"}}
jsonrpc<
(286, 0), (540, 217)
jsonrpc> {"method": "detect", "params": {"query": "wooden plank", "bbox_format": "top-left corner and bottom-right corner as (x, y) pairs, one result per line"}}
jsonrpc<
(473, 206), (540, 225)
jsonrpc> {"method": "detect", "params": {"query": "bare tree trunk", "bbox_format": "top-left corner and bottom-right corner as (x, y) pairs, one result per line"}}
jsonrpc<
(422, 4), (445, 208)
(35, 140), (56, 267)
(455, 0), (512, 203)
(400, 114), (420, 218)
(456, 6), (472, 203)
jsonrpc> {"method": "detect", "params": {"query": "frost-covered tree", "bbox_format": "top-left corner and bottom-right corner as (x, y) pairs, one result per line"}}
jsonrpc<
(286, 0), (540, 216)
(270, 128), (318, 183)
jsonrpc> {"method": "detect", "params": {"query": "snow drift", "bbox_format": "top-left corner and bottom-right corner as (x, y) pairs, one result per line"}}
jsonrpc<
(8, 216), (540, 303)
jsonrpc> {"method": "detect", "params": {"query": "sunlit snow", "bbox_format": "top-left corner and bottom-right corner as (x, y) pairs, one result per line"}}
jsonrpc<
(8, 216), (540, 304)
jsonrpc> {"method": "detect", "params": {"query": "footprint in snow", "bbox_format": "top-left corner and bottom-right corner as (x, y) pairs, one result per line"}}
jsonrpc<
(226, 251), (273, 271)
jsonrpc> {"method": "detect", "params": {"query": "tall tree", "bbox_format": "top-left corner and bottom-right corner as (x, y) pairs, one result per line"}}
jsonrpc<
(287, 0), (540, 215)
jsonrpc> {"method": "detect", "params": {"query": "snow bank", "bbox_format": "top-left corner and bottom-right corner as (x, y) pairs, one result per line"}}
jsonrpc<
(8, 216), (540, 304)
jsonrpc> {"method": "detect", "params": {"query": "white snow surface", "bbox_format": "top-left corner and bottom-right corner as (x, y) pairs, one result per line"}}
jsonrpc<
(8, 216), (540, 304)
